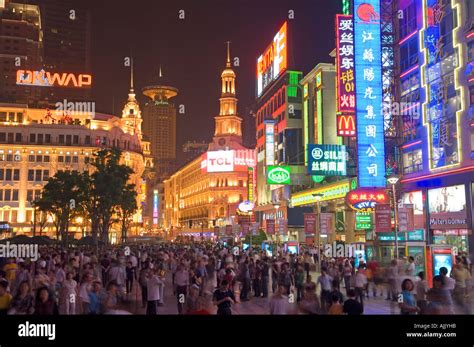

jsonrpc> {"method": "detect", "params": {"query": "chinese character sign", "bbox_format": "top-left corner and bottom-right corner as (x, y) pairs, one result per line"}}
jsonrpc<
(308, 144), (347, 176)
(336, 15), (355, 114)
(353, 0), (386, 187)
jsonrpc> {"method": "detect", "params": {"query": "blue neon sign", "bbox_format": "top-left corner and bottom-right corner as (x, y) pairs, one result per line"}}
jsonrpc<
(354, 0), (386, 188)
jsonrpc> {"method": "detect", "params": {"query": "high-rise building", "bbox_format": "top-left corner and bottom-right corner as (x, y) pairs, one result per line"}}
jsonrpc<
(0, 0), (43, 105)
(33, 0), (92, 105)
(142, 69), (178, 180)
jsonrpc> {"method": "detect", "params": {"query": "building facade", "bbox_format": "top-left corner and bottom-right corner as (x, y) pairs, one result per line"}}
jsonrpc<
(0, 80), (149, 241)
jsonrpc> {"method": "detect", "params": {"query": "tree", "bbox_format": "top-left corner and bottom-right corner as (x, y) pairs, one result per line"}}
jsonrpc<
(83, 148), (134, 245)
(243, 229), (267, 245)
(116, 184), (138, 244)
(34, 170), (83, 244)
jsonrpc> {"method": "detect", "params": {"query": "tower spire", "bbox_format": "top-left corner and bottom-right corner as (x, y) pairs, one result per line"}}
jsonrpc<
(130, 57), (134, 93)
(159, 65), (163, 78)
(226, 41), (231, 68)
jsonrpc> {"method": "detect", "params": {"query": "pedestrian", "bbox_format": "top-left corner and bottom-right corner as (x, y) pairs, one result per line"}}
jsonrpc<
(269, 284), (290, 315)
(399, 279), (419, 315)
(343, 289), (363, 315)
(138, 263), (150, 308)
(88, 281), (102, 315)
(271, 261), (279, 293)
(343, 259), (353, 295)
(298, 282), (320, 314)
(451, 262), (471, 313)
(295, 264), (305, 302)
(426, 275), (455, 314)
(261, 258), (270, 298)
(174, 264), (189, 314)
(125, 261), (135, 295)
(354, 266), (367, 310)
(317, 267), (333, 313)
(415, 271), (429, 314)
(146, 269), (164, 315)
(8, 280), (34, 315)
(386, 259), (398, 301)
(184, 284), (200, 314)
(0, 280), (12, 315)
(59, 272), (77, 315)
(212, 280), (235, 315)
(328, 293), (344, 315)
(34, 286), (58, 315)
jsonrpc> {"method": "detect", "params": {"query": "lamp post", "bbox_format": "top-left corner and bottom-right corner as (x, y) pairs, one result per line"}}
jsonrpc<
(249, 211), (253, 251)
(312, 193), (324, 270)
(273, 203), (280, 249)
(387, 175), (400, 260)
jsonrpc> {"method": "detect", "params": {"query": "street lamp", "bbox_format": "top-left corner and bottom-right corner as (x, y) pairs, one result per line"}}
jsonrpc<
(387, 174), (400, 260)
(312, 193), (324, 270)
(273, 203), (280, 248)
(248, 211), (254, 251)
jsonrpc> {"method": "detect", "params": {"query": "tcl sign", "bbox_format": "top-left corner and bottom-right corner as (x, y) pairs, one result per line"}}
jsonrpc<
(201, 151), (234, 172)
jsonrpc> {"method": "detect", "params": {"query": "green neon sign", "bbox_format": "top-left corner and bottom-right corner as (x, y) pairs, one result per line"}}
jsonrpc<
(267, 166), (291, 185)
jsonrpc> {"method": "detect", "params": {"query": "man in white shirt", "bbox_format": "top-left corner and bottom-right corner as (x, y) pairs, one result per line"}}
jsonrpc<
(146, 269), (164, 315)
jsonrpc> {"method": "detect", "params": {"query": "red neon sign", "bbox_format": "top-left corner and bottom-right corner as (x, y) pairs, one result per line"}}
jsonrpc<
(335, 14), (355, 114)
(345, 188), (388, 211)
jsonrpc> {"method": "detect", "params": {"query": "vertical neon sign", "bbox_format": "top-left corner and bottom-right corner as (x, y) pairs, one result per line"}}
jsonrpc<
(354, 0), (386, 187)
(265, 120), (275, 166)
(153, 189), (159, 226)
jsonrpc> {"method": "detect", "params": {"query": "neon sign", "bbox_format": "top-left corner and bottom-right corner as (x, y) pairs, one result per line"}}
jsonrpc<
(257, 22), (288, 97)
(308, 144), (347, 176)
(265, 121), (275, 166)
(16, 70), (92, 88)
(354, 0), (386, 187)
(346, 188), (388, 212)
(336, 15), (356, 114)
(153, 189), (159, 226)
(337, 114), (356, 136)
(201, 150), (256, 173)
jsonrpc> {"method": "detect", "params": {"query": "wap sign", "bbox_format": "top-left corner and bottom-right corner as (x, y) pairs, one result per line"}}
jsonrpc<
(16, 69), (92, 88)
(353, 0), (386, 187)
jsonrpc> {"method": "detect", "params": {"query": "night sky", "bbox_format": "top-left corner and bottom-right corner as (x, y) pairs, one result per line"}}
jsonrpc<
(86, 0), (341, 162)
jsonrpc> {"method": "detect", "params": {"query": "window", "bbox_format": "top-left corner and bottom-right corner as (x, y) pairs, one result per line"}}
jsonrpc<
(43, 170), (49, 181)
(45, 134), (51, 144)
(73, 135), (79, 144)
(4, 190), (11, 201)
(28, 155), (35, 162)
(27, 189), (33, 202)
(66, 135), (72, 145)
(17, 113), (23, 123)
(85, 135), (91, 145)
(7, 133), (13, 143)
(403, 149), (423, 174)
(400, 37), (418, 72)
(59, 135), (65, 144)
(12, 190), (18, 201)
(72, 156), (78, 163)
(34, 190), (41, 199)
(28, 170), (34, 181)
(13, 169), (19, 181)
(58, 156), (64, 163)
(65, 156), (71, 163)
(29, 133), (36, 143)
(0, 112), (6, 122)
(37, 134), (43, 144)
(0, 190), (3, 201)
(15, 133), (21, 142)
(0, 133), (5, 142)
(35, 170), (41, 181)
(0, 169), (3, 180)
(5, 169), (12, 181)
(44, 155), (50, 163)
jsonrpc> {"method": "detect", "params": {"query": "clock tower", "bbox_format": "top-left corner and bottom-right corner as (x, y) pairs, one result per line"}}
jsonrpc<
(209, 42), (243, 151)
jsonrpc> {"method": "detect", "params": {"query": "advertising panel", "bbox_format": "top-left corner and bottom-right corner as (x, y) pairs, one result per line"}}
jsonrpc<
(354, 0), (386, 187)
(267, 165), (291, 185)
(428, 185), (468, 229)
(308, 144), (347, 176)
(257, 22), (288, 97)
(375, 203), (392, 233)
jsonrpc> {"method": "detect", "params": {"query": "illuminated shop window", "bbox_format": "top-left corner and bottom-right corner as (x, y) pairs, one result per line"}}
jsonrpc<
(403, 149), (423, 174)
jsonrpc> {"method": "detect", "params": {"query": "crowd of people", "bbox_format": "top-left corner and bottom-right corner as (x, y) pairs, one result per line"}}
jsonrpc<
(0, 242), (472, 315)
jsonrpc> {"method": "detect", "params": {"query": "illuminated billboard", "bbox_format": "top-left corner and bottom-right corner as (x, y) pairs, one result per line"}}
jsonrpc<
(201, 150), (256, 173)
(265, 121), (275, 166)
(16, 69), (92, 88)
(308, 144), (347, 176)
(428, 185), (468, 229)
(257, 22), (288, 97)
(354, 0), (386, 187)
(336, 15), (355, 114)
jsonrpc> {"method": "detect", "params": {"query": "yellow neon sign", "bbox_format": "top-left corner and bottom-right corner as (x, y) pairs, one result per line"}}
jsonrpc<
(16, 69), (92, 88)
